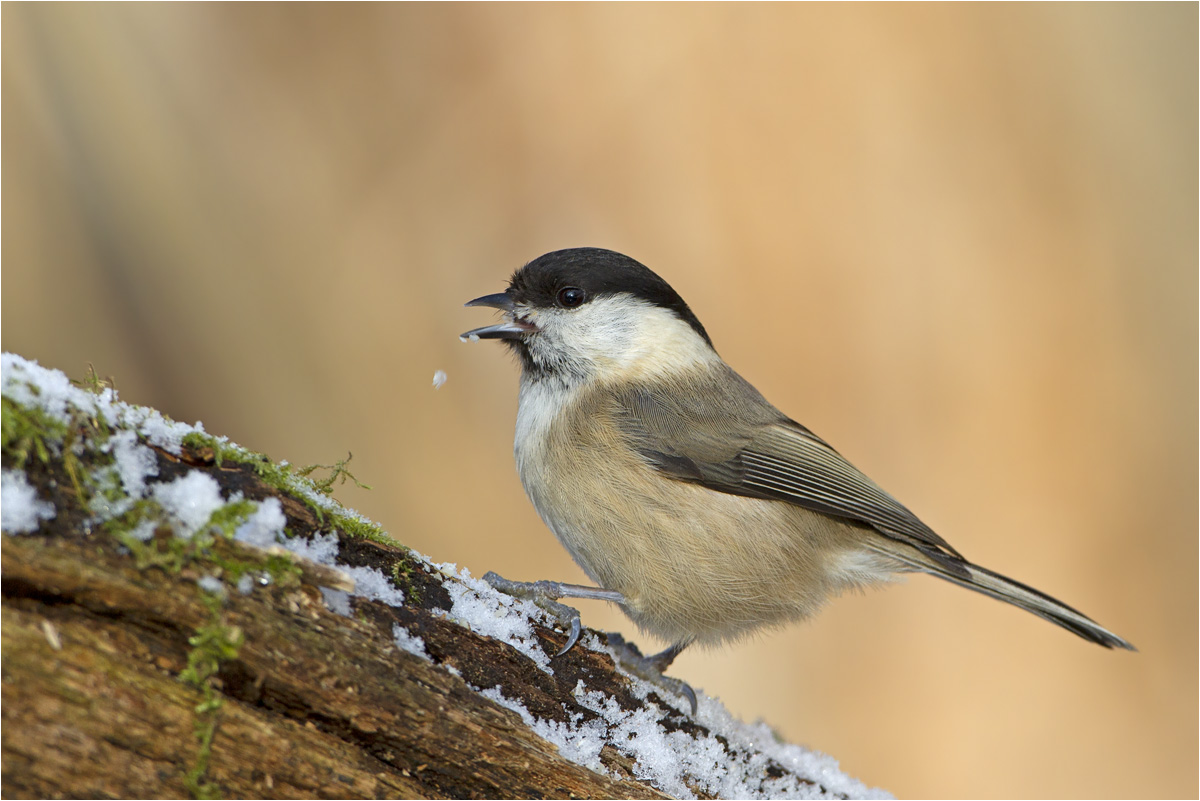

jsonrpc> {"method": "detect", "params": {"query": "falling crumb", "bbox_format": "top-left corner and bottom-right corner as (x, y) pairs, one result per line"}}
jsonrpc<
(432, 370), (448, 389)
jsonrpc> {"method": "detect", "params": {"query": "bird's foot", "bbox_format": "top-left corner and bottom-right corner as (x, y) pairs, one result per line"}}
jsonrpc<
(605, 632), (698, 715)
(483, 571), (623, 656)
(482, 572), (695, 714)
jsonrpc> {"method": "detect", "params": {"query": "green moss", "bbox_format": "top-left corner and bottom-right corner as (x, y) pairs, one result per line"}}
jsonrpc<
(263, 551), (303, 585)
(106, 495), (278, 577)
(70, 363), (117, 396)
(1, 396), (61, 467)
(5, 368), (406, 796)
(207, 499), (257, 538)
(297, 452), (372, 495)
(180, 593), (245, 688)
(391, 552), (422, 604)
(330, 512), (392, 544)
(101, 494), (297, 798)
(180, 591), (244, 799)
(180, 431), (243, 470)
(106, 501), (182, 572)
(0, 395), (103, 501)
(206, 543), (302, 589)
(202, 438), (285, 482)
(1, 366), (120, 506)
(182, 712), (221, 801)
(179, 432), (278, 480)
(178, 433), (401, 548)
(179, 431), (214, 452)
(179, 433), (389, 537)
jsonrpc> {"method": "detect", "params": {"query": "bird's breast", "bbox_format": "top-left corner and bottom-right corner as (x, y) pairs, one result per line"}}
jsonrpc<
(511, 376), (884, 645)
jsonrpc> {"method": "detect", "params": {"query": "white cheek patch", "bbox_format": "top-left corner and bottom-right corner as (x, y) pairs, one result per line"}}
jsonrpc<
(529, 295), (717, 381)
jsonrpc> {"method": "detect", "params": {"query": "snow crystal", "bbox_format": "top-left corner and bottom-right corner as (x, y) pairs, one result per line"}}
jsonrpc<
(321, 588), (352, 616)
(690, 703), (888, 799)
(1, 353), (88, 424)
(130, 407), (200, 455)
(109, 429), (159, 499)
(479, 685), (610, 772)
(1, 354), (204, 455)
(197, 575), (225, 595)
(233, 497), (287, 548)
(393, 623), (431, 661)
(443, 568), (553, 673)
(127, 518), (158, 542)
(152, 471), (225, 537)
(422, 564), (885, 796)
(283, 529), (341, 566)
(343, 563), (406, 606)
(283, 530), (406, 608)
(1, 469), (56, 533)
(472, 676), (887, 801)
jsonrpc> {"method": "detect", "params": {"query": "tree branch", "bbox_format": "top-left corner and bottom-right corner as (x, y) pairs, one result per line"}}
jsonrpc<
(1, 353), (882, 800)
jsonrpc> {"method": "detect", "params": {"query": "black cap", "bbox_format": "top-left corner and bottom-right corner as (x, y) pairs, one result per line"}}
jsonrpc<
(508, 248), (712, 347)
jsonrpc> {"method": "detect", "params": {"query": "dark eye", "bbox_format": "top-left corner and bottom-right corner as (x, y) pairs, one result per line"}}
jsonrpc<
(556, 286), (586, 308)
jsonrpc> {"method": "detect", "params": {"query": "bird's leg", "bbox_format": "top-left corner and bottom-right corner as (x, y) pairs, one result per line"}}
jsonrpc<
(483, 571), (625, 656)
(605, 632), (697, 715)
(484, 571), (698, 715)
(646, 640), (689, 672)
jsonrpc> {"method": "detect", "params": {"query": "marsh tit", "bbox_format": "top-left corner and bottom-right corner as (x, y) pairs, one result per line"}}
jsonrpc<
(461, 247), (1134, 682)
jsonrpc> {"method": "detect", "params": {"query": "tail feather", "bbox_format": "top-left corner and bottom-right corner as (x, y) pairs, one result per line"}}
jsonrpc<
(876, 544), (1136, 651)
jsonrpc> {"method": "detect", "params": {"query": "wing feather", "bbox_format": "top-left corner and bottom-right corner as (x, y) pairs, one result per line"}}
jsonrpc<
(612, 368), (965, 569)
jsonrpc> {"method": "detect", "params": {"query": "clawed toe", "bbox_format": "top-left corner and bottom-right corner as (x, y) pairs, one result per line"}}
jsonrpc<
(482, 572), (695, 712)
(483, 571), (584, 655)
(605, 632), (698, 715)
(555, 615), (582, 656)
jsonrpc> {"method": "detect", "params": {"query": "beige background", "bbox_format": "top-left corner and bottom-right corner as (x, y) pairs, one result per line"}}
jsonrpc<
(3, 4), (1195, 798)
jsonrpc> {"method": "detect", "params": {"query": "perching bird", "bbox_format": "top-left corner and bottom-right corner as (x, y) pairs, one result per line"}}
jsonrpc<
(462, 247), (1134, 705)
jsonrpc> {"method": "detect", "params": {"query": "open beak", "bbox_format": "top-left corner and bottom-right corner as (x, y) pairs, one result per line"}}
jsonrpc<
(460, 292), (538, 342)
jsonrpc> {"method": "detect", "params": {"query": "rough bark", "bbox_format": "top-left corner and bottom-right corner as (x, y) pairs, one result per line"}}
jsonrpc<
(2, 440), (674, 799)
(2, 352), (864, 801)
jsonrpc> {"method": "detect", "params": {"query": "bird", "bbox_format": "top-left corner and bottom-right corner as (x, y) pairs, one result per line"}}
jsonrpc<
(461, 247), (1134, 709)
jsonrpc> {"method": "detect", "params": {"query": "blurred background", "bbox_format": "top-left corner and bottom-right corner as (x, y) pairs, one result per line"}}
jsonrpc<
(3, 4), (1195, 798)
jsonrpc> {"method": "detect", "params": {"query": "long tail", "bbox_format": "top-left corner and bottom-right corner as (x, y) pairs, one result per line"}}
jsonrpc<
(875, 544), (1136, 650)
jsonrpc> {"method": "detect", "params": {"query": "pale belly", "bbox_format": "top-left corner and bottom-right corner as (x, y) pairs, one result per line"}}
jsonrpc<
(515, 396), (894, 645)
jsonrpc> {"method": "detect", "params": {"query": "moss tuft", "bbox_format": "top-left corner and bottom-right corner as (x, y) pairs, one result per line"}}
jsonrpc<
(297, 452), (372, 495)
(180, 591), (245, 799)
